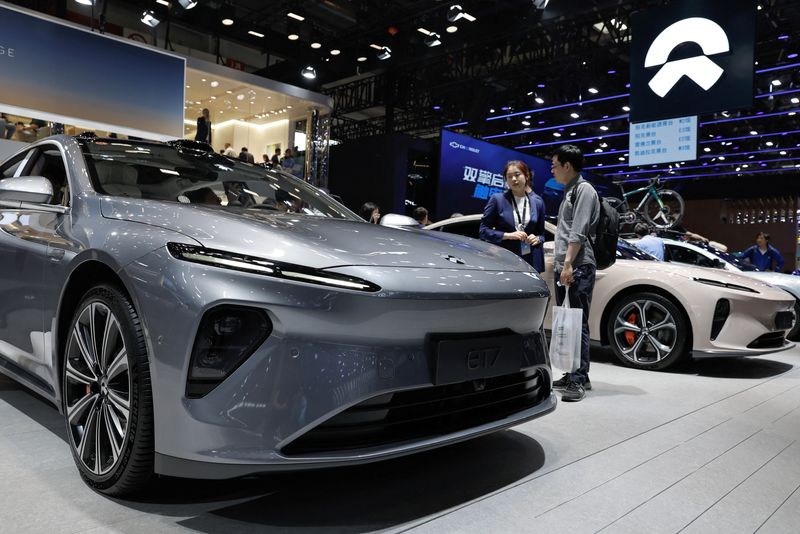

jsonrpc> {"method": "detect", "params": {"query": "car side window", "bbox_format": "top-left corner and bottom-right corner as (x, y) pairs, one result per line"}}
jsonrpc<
(0, 151), (31, 181)
(667, 245), (706, 266)
(23, 145), (70, 206)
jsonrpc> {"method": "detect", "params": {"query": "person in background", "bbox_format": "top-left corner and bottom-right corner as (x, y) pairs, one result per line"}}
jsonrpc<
(261, 154), (271, 168)
(634, 222), (665, 261)
(223, 142), (237, 157)
(551, 144), (599, 403)
(195, 108), (211, 144)
(359, 202), (380, 224)
(281, 148), (295, 170)
(739, 232), (785, 272)
(0, 113), (16, 140)
(413, 206), (432, 227)
(271, 148), (282, 166)
(238, 147), (255, 163)
(450, 212), (464, 218)
(479, 159), (545, 272)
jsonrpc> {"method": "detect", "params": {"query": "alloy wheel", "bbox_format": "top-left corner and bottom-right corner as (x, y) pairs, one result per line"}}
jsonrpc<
(65, 302), (131, 476)
(612, 299), (678, 365)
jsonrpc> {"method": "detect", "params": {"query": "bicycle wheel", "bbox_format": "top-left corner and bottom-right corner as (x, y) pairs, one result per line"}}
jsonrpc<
(643, 189), (684, 229)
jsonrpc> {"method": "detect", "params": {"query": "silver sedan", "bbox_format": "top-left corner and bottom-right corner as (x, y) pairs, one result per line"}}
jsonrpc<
(0, 135), (554, 495)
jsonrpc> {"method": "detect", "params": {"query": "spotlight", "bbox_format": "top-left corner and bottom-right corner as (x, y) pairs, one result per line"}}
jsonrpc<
(141, 10), (160, 27)
(311, 41), (322, 49)
(622, 105), (630, 112)
(792, 97), (799, 104)
(446, 25), (458, 33)
(177, 0), (198, 8)
(570, 112), (580, 119)
(220, 4), (235, 26)
(535, 97), (544, 104)
(330, 49), (341, 55)
(74, 0), (95, 4)
(424, 32), (442, 47)
(600, 125), (609, 131)
(588, 87), (599, 94)
(771, 79), (782, 86)
(357, 55), (368, 62)
(447, 5), (476, 22)
(301, 66), (317, 79)
(377, 46), (392, 60)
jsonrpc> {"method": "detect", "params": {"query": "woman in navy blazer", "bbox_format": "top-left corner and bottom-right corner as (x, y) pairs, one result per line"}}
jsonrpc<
(479, 160), (546, 272)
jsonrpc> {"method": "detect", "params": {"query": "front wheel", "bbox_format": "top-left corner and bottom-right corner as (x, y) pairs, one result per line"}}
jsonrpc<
(605, 292), (689, 370)
(62, 284), (154, 495)
(788, 300), (800, 341)
(643, 189), (684, 229)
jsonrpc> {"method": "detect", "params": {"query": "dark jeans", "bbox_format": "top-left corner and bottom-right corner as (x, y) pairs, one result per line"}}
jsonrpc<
(554, 264), (596, 385)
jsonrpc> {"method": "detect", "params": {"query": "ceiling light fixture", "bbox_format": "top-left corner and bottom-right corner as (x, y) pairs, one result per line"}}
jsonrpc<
(141, 10), (160, 27)
(301, 65), (317, 79)
(622, 105), (630, 112)
(177, 0), (198, 8)
(248, 30), (264, 38)
(792, 97), (800, 104)
(357, 55), (368, 62)
(588, 87), (599, 94)
(535, 97), (544, 104)
(570, 112), (580, 119)
(74, 0), (95, 5)
(771, 79), (782, 86)
(417, 27), (432, 35)
(376, 46), (392, 60)
(447, 5), (476, 23)
(156, 0), (170, 6)
(311, 40), (322, 49)
(220, 3), (235, 26)
(287, 12), (305, 21)
(330, 48), (341, 55)
(424, 32), (442, 47)
(446, 25), (458, 33)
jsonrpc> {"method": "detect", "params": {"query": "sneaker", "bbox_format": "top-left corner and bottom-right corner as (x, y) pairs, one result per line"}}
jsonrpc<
(552, 373), (570, 389)
(561, 382), (585, 402)
(584, 379), (592, 391)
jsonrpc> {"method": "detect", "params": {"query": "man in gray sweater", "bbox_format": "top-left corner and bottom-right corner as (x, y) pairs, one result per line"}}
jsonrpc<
(551, 144), (599, 402)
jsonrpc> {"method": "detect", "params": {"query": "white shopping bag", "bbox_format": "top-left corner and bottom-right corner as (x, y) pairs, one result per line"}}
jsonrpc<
(548, 289), (582, 373)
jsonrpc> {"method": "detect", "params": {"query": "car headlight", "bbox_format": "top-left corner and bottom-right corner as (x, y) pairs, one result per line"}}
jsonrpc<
(693, 277), (759, 294)
(167, 243), (381, 292)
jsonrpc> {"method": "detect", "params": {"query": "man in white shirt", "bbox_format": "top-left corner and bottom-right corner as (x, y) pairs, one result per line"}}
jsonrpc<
(634, 223), (665, 261)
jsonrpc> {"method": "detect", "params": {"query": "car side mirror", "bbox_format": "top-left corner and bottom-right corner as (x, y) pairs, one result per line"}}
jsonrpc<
(0, 176), (53, 204)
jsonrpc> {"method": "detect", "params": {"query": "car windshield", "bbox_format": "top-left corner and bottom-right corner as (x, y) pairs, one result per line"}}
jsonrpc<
(695, 243), (758, 271)
(617, 239), (656, 261)
(78, 140), (358, 220)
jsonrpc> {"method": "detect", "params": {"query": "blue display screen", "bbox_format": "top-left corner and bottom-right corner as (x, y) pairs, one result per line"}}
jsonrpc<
(437, 130), (553, 219)
(437, 130), (619, 219)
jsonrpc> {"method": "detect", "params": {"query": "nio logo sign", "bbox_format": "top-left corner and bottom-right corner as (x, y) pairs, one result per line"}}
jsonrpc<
(645, 17), (730, 97)
(466, 348), (501, 371)
(443, 254), (465, 264)
(628, 0), (755, 123)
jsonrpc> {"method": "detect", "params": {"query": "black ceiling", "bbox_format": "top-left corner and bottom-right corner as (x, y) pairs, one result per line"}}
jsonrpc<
(11, 0), (800, 187)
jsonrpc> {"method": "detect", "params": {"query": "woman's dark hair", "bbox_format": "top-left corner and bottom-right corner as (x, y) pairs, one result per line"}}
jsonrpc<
(552, 144), (584, 172)
(359, 202), (379, 222)
(503, 160), (533, 187)
(756, 231), (770, 241)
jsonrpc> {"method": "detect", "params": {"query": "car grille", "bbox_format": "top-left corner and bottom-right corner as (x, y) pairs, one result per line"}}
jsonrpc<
(775, 311), (795, 331)
(747, 332), (786, 349)
(282, 368), (549, 455)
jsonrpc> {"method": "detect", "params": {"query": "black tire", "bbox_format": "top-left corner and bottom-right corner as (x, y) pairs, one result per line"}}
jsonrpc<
(605, 292), (689, 370)
(788, 300), (800, 341)
(643, 189), (685, 229)
(62, 284), (154, 496)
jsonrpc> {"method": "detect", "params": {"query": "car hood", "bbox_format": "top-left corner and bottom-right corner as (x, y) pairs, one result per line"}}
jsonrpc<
(100, 197), (533, 271)
(739, 271), (800, 299)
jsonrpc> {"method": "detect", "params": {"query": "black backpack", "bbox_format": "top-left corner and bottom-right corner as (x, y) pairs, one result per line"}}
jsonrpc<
(570, 183), (620, 270)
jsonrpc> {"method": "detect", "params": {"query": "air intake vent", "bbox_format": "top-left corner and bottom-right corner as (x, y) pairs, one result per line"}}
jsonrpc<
(710, 299), (730, 341)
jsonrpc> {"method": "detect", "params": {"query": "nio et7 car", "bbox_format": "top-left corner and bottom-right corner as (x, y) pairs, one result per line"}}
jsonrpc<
(427, 215), (795, 370)
(0, 136), (555, 495)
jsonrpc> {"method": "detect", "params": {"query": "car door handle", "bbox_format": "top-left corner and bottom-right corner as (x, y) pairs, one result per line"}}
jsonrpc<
(47, 248), (65, 261)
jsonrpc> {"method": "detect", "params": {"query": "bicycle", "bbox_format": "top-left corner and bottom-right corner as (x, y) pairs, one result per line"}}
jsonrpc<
(606, 176), (685, 230)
